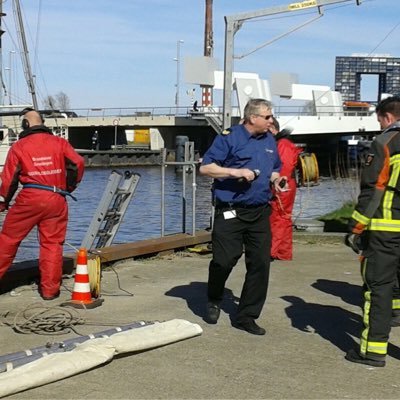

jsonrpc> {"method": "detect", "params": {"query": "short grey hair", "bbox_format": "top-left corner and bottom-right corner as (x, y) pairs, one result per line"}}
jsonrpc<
(243, 98), (272, 121)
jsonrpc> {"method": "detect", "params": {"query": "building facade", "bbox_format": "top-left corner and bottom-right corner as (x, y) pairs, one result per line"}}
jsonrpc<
(335, 55), (400, 103)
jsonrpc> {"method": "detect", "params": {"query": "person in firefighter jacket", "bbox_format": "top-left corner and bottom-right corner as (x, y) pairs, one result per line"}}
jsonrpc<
(269, 118), (301, 260)
(345, 96), (400, 367)
(0, 108), (84, 300)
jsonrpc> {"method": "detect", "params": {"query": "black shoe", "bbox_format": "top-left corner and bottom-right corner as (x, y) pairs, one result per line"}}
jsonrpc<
(205, 302), (220, 324)
(232, 319), (266, 335)
(345, 349), (385, 367)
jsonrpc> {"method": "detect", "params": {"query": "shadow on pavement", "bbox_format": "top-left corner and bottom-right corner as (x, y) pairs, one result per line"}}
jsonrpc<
(304, 281), (400, 361)
(281, 295), (360, 352)
(165, 281), (240, 321)
(388, 342), (400, 360)
(311, 278), (362, 308)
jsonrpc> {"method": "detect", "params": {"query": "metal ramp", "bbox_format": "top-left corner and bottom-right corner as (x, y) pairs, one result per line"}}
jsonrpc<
(81, 170), (140, 250)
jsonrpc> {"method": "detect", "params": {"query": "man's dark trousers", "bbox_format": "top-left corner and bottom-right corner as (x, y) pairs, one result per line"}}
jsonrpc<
(208, 205), (271, 322)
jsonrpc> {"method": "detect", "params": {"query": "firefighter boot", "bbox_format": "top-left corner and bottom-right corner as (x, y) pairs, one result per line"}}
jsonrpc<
(345, 349), (385, 367)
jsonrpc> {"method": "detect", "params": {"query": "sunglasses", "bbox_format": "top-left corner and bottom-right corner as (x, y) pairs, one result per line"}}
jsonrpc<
(255, 114), (274, 121)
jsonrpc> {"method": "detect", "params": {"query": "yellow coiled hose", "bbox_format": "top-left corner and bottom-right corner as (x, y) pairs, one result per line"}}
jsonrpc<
(298, 153), (319, 186)
(87, 256), (101, 299)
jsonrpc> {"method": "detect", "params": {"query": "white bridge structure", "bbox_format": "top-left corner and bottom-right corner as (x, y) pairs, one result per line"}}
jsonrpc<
(0, 74), (382, 170)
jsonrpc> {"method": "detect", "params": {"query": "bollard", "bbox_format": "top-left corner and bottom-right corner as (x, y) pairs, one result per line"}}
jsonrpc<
(175, 135), (188, 172)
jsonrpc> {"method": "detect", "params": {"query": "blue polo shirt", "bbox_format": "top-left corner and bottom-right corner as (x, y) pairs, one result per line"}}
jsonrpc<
(201, 124), (281, 205)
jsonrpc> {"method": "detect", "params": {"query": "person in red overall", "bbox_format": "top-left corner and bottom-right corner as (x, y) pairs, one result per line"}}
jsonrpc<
(0, 108), (84, 300)
(269, 118), (301, 260)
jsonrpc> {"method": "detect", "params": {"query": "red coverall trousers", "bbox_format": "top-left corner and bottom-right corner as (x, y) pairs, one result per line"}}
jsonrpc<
(270, 178), (297, 260)
(270, 137), (300, 261)
(0, 189), (68, 297)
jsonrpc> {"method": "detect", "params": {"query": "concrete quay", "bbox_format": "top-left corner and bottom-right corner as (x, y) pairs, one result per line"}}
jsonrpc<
(1, 234), (400, 399)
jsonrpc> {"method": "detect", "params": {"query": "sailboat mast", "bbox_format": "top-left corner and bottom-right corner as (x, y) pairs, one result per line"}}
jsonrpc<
(14, 0), (38, 109)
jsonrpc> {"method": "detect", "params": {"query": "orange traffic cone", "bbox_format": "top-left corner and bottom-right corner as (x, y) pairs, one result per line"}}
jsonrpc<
(62, 248), (103, 309)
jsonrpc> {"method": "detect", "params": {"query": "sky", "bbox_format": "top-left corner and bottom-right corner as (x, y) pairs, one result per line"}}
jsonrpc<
(1, 0), (399, 110)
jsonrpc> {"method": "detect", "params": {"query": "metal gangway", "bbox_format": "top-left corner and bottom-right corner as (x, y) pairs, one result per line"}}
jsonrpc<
(80, 170), (140, 250)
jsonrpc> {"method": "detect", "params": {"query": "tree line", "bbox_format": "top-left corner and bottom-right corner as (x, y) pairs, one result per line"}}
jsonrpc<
(42, 91), (70, 111)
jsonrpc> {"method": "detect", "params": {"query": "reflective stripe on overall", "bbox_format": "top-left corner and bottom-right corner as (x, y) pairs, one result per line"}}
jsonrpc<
(360, 258), (388, 357)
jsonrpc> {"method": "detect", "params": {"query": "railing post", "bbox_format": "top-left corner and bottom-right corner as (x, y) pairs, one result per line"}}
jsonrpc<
(160, 142), (197, 237)
(161, 148), (167, 237)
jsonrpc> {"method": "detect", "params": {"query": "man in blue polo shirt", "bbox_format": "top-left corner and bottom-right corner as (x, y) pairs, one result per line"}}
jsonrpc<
(200, 98), (286, 335)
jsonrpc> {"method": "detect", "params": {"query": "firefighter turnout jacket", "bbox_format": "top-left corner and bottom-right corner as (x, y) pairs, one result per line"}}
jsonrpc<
(350, 121), (400, 234)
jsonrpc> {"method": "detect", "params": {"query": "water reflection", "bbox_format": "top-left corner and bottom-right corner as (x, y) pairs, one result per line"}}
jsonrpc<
(6, 167), (357, 262)
(293, 176), (358, 220)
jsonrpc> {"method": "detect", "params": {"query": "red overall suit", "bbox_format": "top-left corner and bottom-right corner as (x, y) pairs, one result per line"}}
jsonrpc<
(270, 137), (301, 260)
(0, 126), (84, 298)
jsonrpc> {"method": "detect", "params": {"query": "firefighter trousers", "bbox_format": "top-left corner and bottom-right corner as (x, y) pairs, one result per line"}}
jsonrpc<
(359, 231), (400, 360)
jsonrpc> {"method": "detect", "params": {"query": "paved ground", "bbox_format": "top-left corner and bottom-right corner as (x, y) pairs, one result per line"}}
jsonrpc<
(1, 234), (400, 399)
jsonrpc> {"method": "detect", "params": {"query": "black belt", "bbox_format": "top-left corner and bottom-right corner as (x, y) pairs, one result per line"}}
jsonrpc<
(23, 183), (77, 201)
(215, 202), (267, 210)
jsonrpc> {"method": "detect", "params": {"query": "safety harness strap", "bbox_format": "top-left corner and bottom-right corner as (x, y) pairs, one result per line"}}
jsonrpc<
(22, 183), (77, 201)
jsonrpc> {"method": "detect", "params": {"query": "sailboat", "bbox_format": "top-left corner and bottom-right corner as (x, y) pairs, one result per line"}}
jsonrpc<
(0, 0), (37, 171)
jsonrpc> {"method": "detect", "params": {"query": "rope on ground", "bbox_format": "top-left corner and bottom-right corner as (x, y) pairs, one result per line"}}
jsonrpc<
(100, 264), (135, 297)
(8, 304), (85, 336)
(2, 303), (157, 336)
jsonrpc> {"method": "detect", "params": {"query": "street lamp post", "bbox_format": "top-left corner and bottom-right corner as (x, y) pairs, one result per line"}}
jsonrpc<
(174, 39), (184, 113)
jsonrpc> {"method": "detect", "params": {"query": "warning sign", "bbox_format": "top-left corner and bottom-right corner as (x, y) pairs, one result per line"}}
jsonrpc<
(288, 0), (317, 11)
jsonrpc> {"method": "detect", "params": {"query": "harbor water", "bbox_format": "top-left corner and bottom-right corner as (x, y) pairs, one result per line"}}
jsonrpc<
(6, 166), (358, 262)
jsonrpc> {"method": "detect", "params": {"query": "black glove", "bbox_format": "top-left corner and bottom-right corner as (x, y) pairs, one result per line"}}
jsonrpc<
(344, 233), (363, 254)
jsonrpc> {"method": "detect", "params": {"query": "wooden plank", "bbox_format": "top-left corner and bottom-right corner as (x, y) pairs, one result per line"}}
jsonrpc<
(88, 230), (211, 263)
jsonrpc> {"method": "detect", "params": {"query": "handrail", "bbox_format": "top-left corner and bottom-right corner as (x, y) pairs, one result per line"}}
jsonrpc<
(59, 106), (236, 120)
(71, 106), (195, 119)
(60, 104), (374, 120)
(161, 145), (198, 237)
